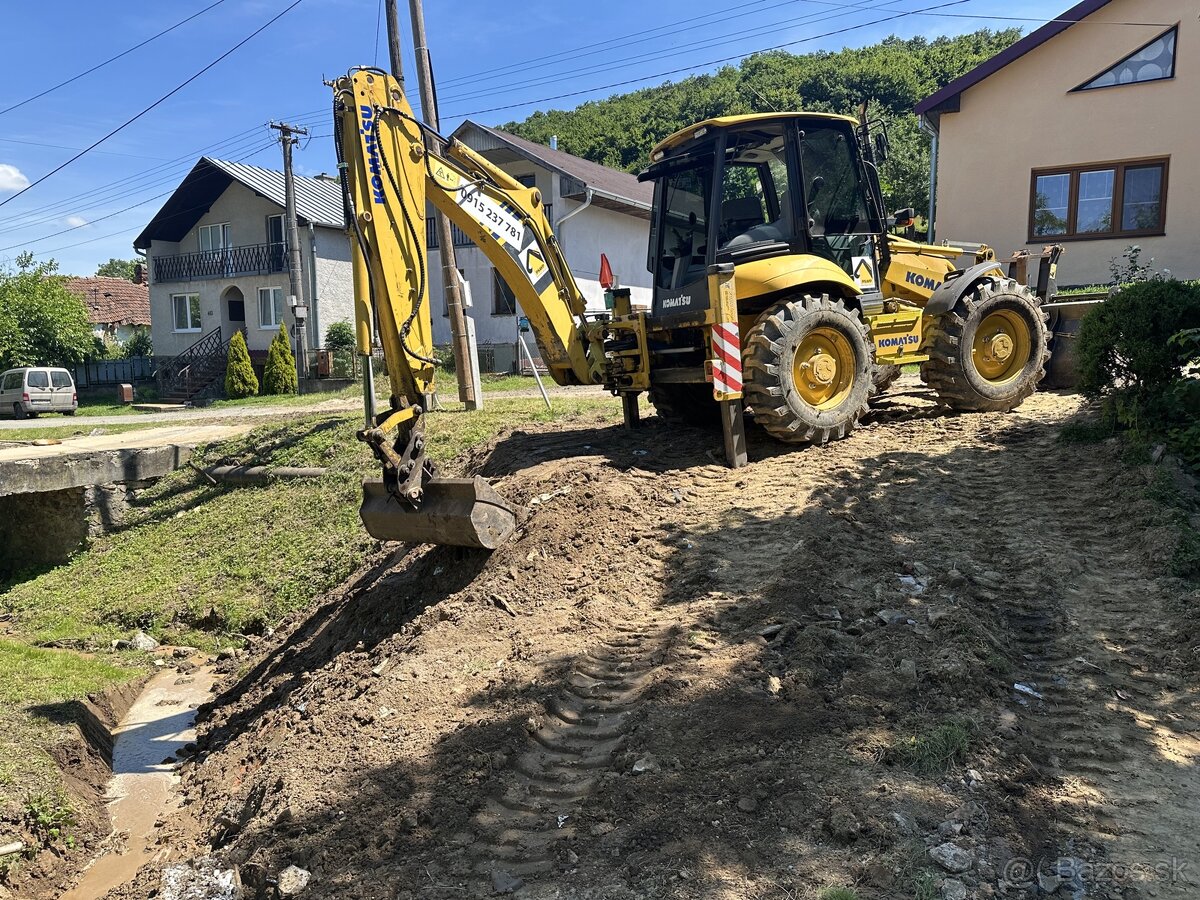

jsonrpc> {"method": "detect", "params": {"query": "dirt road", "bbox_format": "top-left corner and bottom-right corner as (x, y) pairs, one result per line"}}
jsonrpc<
(90, 383), (1198, 900)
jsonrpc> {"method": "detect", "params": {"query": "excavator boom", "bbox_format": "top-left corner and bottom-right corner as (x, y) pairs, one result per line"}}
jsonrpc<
(332, 68), (601, 549)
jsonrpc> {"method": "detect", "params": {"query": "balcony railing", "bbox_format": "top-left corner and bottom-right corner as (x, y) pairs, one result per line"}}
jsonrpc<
(153, 242), (287, 283)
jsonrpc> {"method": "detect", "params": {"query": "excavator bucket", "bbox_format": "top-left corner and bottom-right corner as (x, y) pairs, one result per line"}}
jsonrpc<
(359, 476), (521, 550)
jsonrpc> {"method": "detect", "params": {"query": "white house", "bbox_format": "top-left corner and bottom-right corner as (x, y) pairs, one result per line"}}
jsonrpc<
(429, 123), (654, 348)
(133, 158), (354, 383)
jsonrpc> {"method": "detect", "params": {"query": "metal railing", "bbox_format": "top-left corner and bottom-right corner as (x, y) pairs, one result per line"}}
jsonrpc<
(157, 328), (230, 401)
(153, 242), (287, 283)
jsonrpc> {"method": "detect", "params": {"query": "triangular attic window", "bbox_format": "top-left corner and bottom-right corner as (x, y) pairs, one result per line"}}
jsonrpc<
(1076, 26), (1177, 91)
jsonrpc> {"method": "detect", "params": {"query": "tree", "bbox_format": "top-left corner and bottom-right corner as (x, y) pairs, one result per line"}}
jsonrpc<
(262, 324), (298, 395)
(95, 258), (139, 281)
(123, 328), (153, 359)
(0, 253), (96, 369)
(325, 319), (357, 377)
(224, 331), (259, 399)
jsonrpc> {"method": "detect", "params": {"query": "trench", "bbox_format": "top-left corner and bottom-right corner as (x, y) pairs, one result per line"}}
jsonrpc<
(62, 664), (216, 900)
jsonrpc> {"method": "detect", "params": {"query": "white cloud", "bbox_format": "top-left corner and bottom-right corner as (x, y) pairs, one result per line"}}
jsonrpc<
(0, 164), (30, 193)
(65, 215), (89, 228)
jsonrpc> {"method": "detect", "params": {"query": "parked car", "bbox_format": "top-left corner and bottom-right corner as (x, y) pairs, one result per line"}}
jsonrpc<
(0, 367), (78, 418)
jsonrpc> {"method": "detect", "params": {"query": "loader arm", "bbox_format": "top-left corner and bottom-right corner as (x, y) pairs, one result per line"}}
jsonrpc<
(332, 68), (604, 549)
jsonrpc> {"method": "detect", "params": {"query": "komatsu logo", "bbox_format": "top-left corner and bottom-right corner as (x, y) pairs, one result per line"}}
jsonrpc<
(878, 335), (921, 349)
(662, 294), (692, 308)
(905, 271), (941, 291)
(359, 105), (385, 205)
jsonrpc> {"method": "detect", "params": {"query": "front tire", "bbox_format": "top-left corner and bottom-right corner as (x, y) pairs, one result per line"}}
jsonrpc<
(921, 279), (1050, 412)
(744, 294), (873, 444)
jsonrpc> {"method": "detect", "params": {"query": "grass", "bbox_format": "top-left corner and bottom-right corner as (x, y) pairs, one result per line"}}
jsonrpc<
(1, 396), (624, 650)
(0, 640), (132, 815)
(479, 374), (541, 392)
(891, 721), (973, 776)
(818, 889), (861, 900)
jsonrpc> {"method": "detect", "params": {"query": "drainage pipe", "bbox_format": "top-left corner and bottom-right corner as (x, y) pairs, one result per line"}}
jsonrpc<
(205, 465), (327, 485)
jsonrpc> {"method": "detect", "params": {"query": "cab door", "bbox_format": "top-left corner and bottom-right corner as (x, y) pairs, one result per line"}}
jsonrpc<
(797, 123), (881, 295)
(649, 151), (714, 322)
(49, 369), (75, 411)
(24, 369), (53, 413)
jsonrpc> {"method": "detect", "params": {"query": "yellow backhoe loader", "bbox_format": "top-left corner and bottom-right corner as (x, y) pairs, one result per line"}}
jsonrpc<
(332, 68), (1060, 551)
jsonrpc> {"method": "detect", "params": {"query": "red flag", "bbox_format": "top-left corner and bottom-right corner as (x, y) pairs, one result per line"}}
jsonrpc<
(599, 253), (614, 289)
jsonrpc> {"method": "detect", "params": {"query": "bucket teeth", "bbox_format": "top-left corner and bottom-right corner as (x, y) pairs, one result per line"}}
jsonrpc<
(360, 476), (521, 550)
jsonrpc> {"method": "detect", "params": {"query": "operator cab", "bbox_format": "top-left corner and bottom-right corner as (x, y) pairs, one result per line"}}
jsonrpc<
(639, 113), (885, 321)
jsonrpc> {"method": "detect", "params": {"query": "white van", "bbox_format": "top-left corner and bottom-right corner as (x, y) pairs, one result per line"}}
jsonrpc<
(0, 367), (78, 418)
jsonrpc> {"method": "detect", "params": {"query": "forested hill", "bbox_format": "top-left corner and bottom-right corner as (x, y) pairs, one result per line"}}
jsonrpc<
(502, 29), (1020, 214)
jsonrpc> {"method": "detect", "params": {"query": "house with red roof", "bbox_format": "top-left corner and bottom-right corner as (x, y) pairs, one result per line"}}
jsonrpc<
(63, 275), (151, 346)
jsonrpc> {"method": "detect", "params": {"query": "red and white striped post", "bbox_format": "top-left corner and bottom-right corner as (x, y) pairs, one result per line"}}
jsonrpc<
(708, 263), (747, 468)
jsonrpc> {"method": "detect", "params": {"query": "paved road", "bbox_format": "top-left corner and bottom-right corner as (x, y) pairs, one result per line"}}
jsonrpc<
(0, 386), (609, 432)
(0, 425), (253, 461)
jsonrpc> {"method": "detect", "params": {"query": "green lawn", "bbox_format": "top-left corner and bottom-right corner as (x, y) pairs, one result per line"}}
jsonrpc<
(0, 422), (162, 442)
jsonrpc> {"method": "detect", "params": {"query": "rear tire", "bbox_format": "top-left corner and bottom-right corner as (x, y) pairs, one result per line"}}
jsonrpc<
(64, 409), (77, 417)
(871, 364), (903, 395)
(921, 279), (1050, 412)
(744, 294), (873, 444)
(12, 403), (24, 420)
(648, 382), (720, 429)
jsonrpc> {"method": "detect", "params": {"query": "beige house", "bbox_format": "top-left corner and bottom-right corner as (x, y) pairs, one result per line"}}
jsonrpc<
(917, 0), (1192, 286)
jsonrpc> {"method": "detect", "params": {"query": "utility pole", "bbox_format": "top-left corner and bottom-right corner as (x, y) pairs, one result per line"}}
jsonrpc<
(384, 0), (404, 84)
(406, 0), (481, 410)
(271, 121), (309, 387)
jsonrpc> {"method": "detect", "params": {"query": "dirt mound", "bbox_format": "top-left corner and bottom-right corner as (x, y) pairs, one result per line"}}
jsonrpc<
(98, 386), (1200, 900)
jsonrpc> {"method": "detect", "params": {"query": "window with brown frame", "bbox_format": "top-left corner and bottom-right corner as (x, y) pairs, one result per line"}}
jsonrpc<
(1029, 158), (1168, 242)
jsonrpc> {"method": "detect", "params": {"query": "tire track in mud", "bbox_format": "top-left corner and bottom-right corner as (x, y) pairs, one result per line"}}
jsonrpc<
(466, 624), (672, 886)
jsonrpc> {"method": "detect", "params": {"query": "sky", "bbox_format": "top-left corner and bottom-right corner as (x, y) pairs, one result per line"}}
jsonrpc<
(0, 0), (1058, 275)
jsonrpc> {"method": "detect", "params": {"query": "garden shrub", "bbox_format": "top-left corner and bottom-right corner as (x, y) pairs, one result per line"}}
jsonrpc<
(224, 331), (258, 399)
(262, 324), (298, 395)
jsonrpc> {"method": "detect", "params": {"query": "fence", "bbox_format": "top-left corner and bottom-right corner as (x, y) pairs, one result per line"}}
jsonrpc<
(73, 356), (155, 387)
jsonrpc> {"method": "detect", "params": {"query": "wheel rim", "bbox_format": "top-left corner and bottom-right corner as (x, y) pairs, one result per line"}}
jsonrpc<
(792, 326), (856, 409)
(972, 309), (1032, 385)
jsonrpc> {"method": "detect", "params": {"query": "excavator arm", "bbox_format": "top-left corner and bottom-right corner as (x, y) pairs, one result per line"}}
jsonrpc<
(332, 68), (604, 549)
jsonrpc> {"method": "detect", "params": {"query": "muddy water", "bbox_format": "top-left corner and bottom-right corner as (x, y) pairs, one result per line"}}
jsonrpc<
(62, 665), (215, 900)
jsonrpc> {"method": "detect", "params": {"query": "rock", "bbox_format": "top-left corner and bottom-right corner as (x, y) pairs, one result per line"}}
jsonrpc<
(766, 676), (783, 695)
(876, 609), (911, 626)
(277, 865), (311, 896)
(737, 796), (758, 813)
(827, 805), (861, 840)
(217, 647), (238, 661)
(491, 870), (523, 894)
(589, 822), (615, 837)
(937, 820), (963, 838)
(631, 757), (656, 775)
(1151, 443), (1166, 463)
(160, 856), (241, 900)
(929, 842), (974, 874)
(759, 624), (784, 639)
(898, 659), (917, 680)
(130, 630), (159, 651)
(814, 605), (842, 621)
(941, 878), (968, 900)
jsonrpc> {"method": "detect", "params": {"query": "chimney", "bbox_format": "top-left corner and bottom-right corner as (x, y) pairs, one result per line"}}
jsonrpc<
(550, 135), (558, 151)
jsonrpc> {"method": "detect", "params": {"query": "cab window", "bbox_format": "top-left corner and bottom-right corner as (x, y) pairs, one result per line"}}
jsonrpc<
(719, 126), (792, 251)
(655, 159), (711, 291)
(51, 371), (73, 388)
(1, 372), (19, 391)
(799, 124), (873, 273)
(26, 371), (49, 389)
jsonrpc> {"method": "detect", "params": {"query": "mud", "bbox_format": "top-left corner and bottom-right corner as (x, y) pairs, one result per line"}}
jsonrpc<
(92, 380), (1200, 900)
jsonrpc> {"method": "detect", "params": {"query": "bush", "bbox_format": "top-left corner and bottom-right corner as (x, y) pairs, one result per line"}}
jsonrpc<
(123, 329), (152, 359)
(1076, 280), (1200, 399)
(262, 324), (298, 395)
(224, 331), (258, 399)
(325, 320), (355, 354)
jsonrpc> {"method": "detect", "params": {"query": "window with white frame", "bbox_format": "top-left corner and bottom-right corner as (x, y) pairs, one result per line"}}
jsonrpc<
(172, 293), (202, 332)
(198, 223), (230, 253)
(259, 286), (285, 328)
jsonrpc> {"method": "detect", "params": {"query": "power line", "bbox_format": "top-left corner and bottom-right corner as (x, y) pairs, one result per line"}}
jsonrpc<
(0, 0), (229, 118)
(0, 137), (173, 162)
(0, 0), (305, 210)
(25, 141), (282, 259)
(0, 140), (279, 254)
(445, 0), (976, 118)
(439, 0), (904, 107)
